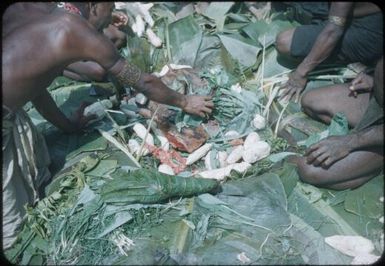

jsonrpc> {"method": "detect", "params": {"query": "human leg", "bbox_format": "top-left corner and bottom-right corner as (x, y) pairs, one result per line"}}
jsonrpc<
(301, 83), (370, 128)
(295, 148), (383, 190)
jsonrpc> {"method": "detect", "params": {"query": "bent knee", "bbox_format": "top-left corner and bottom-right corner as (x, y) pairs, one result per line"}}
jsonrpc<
(275, 30), (293, 55)
(300, 90), (319, 115)
(297, 161), (325, 186)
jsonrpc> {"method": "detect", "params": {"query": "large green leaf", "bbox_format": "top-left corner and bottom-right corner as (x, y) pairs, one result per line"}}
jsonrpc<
(168, 15), (203, 65)
(344, 174), (384, 219)
(218, 34), (260, 69)
(288, 214), (351, 264)
(241, 18), (299, 48)
(288, 183), (358, 236)
(66, 131), (108, 160)
(203, 2), (235, 31)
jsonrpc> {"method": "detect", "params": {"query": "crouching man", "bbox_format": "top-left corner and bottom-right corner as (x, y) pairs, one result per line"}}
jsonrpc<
(2, 2), (213, 250)
(294, 57), (383, 190)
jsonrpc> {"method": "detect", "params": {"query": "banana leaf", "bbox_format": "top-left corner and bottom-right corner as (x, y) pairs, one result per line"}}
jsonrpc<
(344, 174), (384, 219)
(100, 168), (219, 204)
(202, 2), (235, 32)
(123, 36), (153, 72)
(168, 15), (203, 65)
(217, 33), (261, 70)
(288, 183), (358, 236)
(241, 18), (299, 48)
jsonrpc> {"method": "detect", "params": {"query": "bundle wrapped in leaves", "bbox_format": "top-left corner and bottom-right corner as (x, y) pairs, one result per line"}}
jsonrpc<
(100, 168), (219, 204)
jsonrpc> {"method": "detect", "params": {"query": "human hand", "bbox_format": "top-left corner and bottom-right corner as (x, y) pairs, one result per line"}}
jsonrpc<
(69, 102), (97, 133)
(111, 11), (128, 28)
(305, 135), (354, 168)
(279, 70), (308, 103)
(182, 95), (214, 118)
(348, 72), (373, 97)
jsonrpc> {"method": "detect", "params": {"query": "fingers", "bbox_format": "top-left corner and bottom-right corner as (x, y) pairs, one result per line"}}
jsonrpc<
(197, 111), (205, 118)
(312, 152), (329, 167)
(322, 157), (334, 168)
(351, 74), (363, 87)
(201, 107), (212, 114)
(305, 144), (319, 156)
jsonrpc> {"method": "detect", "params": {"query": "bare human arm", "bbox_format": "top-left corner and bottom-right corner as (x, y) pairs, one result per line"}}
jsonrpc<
(280, 2), (354, 102)
(73, 20), (213, 117)
(31, 89), (95, 133)
(305, 124), (383, 168)
(305, 56), (383, 168)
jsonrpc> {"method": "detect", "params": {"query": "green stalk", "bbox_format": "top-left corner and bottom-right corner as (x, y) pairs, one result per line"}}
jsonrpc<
(165, 18), (172, 63)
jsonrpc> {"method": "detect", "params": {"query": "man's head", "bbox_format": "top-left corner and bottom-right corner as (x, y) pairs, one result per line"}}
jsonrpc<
(86, 2), (114, 32)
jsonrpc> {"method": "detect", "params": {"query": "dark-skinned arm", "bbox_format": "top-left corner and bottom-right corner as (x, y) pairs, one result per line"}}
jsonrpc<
(32, 89), (76, 133)
(296, 3), (354, 76)
(76, 22), (213, 117)
(305, 124), (383, 167)
(31, 89), (93, 134)
(280, 2), (354, 102)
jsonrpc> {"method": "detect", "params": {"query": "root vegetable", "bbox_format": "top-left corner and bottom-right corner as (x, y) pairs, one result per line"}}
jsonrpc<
(83, 99), (113, 120)
(197, 166), (232, 181)
(132, 15), (145, 37)
(230, 83), (242, 93)
(186, 143), (213, 165)
(204, 151), (214, 170)
(226, 146), (244, 164)
(224, 130), (240, 139)
(129, 139), (149, 156)
(157, 135), (170, 151)
(231, 162), (251, 173)
(242, 141), (270, 163)
(146, 28), (162, 47)
(244, 132), (260, 147)
(324, 235), (375, 257)
(217, 151), (228, 168)
(158, 164), (175, 175)
(252, 114), (266, 130)
(351, 253), (380, 265)
(197, 162), (251, 181)
(133, 123), (154, 146)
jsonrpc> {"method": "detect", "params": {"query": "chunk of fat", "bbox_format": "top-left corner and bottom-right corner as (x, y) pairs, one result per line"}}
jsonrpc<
(128, 139), (140, 154)
(324, 235), (375, 257)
